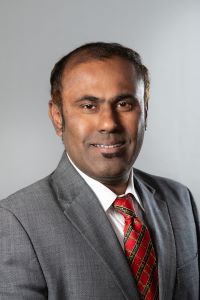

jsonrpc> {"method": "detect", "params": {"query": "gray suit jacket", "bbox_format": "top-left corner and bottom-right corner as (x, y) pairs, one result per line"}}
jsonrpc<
(0, 152), (199, 300)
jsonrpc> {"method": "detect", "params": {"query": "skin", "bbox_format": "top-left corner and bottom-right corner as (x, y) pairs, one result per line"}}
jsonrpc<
(49, 57), (146, 195)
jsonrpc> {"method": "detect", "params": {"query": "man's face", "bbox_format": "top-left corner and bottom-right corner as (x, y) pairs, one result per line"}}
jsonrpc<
(51, 57), (146, 184)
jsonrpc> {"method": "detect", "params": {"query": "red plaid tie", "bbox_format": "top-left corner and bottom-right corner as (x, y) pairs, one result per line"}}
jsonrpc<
(113, 193), (159, 300)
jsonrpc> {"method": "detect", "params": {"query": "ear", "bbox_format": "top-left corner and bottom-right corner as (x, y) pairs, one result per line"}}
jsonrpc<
(48, 100), (63, 136)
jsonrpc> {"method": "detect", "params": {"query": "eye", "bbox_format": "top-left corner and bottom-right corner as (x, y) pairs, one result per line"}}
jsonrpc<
(82, 104), (95, 109)
(80, 103), (98, 113)
(117, 100), (133, 111)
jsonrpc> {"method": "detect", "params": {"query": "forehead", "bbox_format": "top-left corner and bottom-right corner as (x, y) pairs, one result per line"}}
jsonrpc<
(61, 57), (138, 89)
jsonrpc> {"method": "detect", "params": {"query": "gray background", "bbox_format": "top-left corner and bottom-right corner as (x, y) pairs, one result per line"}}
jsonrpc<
(0, 0), (199, 210)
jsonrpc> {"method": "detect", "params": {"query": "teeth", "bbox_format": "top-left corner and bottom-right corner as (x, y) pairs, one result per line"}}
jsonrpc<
(94, 143), (122, 148)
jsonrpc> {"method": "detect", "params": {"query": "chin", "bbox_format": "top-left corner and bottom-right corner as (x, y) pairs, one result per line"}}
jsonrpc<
(90, 165), (129, 181)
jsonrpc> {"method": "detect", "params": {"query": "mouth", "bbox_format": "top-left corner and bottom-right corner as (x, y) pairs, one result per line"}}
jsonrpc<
(90, 141), (126, 154)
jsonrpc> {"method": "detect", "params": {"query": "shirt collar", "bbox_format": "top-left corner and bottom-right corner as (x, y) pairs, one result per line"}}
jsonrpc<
(67, 153), (143, 212)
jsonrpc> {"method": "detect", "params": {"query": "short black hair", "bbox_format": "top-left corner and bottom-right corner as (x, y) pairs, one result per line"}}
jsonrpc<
(50, 42), (150, 110)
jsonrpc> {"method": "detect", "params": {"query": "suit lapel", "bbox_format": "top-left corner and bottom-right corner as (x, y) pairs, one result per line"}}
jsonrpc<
(51, 153), (140, 300)
(134, 172), (177, 300)
(51, 153), (177, 299)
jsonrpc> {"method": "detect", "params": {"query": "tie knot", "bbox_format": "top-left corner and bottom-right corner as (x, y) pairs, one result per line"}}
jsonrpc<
(113, 193), (136, 218)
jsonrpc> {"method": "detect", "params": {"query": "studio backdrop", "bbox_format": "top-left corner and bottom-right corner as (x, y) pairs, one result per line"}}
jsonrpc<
(0, 0), (199, 210)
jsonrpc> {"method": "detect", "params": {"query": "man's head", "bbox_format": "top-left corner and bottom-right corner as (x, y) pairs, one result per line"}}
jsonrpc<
(49, 42), (150, 193)
(50, 42), (150, 128)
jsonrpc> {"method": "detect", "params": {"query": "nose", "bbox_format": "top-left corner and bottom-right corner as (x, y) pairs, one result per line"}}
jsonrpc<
(98, 106), (120, 133)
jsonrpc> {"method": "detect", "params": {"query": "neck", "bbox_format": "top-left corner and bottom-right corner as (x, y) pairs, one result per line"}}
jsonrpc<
(66, 153), (131, 195)
(103, 181), (128, 195)
(99, 172), (131, 195)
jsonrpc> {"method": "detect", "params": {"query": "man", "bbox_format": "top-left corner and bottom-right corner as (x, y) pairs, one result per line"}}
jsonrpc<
(0, 42), (199, 300)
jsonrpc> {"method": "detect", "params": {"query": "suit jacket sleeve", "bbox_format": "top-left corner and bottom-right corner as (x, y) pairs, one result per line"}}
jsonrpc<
(0, 207), (47, 299)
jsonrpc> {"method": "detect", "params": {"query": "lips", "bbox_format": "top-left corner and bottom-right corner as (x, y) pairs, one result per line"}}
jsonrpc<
(90, 141), (126, 154)
(92, 143), (123, 148)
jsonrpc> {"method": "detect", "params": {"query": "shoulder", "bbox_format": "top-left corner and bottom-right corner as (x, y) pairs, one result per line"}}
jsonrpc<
(0, 175), (54, 214)
(133, 168), (199, 223)
(134, 168), (199, 231)
(134, 168), (189, 195)
(133, 168), (195, 210)
(0, 173), (66, 241)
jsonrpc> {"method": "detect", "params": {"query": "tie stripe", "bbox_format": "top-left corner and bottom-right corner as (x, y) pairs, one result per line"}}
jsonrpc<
(114, 205), (136, 218)
(124, 224), (133, 242)
(128, 225), (146, 263)
(136, 242), (152, 280)
(113, 194), (159, 300)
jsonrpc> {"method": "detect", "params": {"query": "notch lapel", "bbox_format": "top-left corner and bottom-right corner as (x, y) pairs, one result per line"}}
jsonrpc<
(51, 153), (140, 300)
(134, 172), (177, 300)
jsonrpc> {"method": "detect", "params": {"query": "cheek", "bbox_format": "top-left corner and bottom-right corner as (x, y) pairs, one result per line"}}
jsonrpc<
(125, 113), (142, 135)
(124, 115), (145, 148)
(63, 115), (93, 145)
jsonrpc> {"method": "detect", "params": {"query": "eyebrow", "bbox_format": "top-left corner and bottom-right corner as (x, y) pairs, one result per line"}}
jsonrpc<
(75, 93), (136, 103)
(75, 95), (100, 103)
(114, 93), (136, 102)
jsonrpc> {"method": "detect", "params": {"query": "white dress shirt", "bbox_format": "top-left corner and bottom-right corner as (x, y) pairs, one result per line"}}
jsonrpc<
(67, 154), (144, 249)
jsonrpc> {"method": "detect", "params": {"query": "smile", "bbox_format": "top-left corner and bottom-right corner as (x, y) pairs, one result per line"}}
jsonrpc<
(92, 143), (123, 149)
(90, 141), (126, 155)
